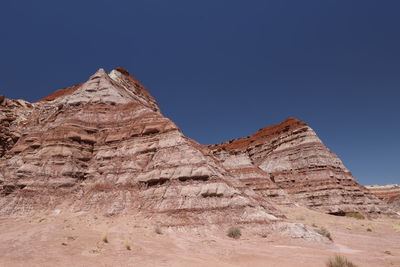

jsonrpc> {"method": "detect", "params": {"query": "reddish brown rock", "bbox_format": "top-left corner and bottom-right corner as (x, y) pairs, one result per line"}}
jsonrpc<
(209, 118), (390, 215)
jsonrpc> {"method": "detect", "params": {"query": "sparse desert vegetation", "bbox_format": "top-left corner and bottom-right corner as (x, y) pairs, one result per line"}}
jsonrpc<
(124, 239), (132, 250)
(227, 227), (241, 239)
(326, 255), (357, 267)
(345, 212), (365, 220)
(155, 226), (162, 235)
(102, 232), (109, 243)
(316, 226), (332, 241)
(259, 232), (268, 238)
(0, 208), (399, 266)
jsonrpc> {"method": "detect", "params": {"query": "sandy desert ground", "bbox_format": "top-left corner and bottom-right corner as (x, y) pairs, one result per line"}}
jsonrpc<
(0, 206), (399, 267)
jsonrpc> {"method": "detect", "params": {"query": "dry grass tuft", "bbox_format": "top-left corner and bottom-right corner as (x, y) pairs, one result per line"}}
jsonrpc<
(102, 232), (109, 243)
(260, 232), (268, 238)
(227, 227), (241, 239)
(326, 255), (357, 267)
(345, 212), (365, 220)
(317, 226), (332, 241)
(155, 226), (162, 235)
(124, 239), (132, 250)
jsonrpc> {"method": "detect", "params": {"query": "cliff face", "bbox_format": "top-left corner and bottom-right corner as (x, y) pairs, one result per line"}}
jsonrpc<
(0, 68), (282, 225)
(209, 119), (389, 215)
(0, 68), (392, 224)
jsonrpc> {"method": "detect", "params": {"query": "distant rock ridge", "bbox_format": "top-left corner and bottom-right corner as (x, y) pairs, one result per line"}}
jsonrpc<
(0, 67), (393, 225)
(366, 184), (400, 210)
(209, 118), (389, 215)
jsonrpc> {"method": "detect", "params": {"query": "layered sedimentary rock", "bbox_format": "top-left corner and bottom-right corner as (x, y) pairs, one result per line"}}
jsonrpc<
(366, 184), (400, 210)
(0, 67), (391, 225)
(209, 119), (389, 215)
(0, 68), (281, 225)
(0, 96), (33, 157)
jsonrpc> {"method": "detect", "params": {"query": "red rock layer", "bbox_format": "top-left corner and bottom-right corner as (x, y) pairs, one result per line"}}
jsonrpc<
(209, 119), (389, 215)
(39, 84), (82, 102)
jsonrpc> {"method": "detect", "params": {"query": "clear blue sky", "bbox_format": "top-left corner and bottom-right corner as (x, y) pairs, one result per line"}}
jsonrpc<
(1, 1), (399, 185)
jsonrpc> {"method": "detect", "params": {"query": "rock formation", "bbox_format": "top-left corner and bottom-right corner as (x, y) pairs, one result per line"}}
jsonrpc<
(209, 118), (389, 215)
(0, 67), (392, 225)
(366, 184), (400, 210)
(0, 68), (282, 226)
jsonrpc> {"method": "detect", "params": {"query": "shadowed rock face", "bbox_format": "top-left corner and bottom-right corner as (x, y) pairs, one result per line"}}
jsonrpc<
(209, 119), (390, 215)
(0, 67), (391, 224)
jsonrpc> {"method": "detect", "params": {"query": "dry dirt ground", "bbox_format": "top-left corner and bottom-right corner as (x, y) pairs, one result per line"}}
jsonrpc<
(0, 207), (399, 267)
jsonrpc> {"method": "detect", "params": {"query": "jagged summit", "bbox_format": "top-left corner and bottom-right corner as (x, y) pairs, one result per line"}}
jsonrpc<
(39, 67), (160, 112)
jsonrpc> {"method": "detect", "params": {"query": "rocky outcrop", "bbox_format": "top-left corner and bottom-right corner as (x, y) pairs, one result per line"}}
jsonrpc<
(209, 118), (389, 215)
(0, 68), (282, 225)
(0, 67), (392, 225)
(366, 184), (400, 210)
(0, 96), (33, 157)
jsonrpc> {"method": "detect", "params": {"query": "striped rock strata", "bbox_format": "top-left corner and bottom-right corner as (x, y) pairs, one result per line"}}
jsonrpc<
(0, 68), (282, 226)
(366, 184), (400, 210)
(0, 67), (392, 227)
(209, 119), (390, 215)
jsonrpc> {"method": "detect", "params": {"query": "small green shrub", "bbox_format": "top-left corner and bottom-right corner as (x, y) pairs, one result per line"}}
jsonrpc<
(317, 226), (332, 241)
(384, 250), (392, 255)
(227, 227), (241, 239)
(345, 212), (365, 220)
(326, 255), (357, 267)
(366, 228), (372, 232)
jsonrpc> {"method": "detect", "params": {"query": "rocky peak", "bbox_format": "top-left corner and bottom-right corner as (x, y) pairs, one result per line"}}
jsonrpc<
(209, 117), (391, 215)
(39, 67), (160, 112)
